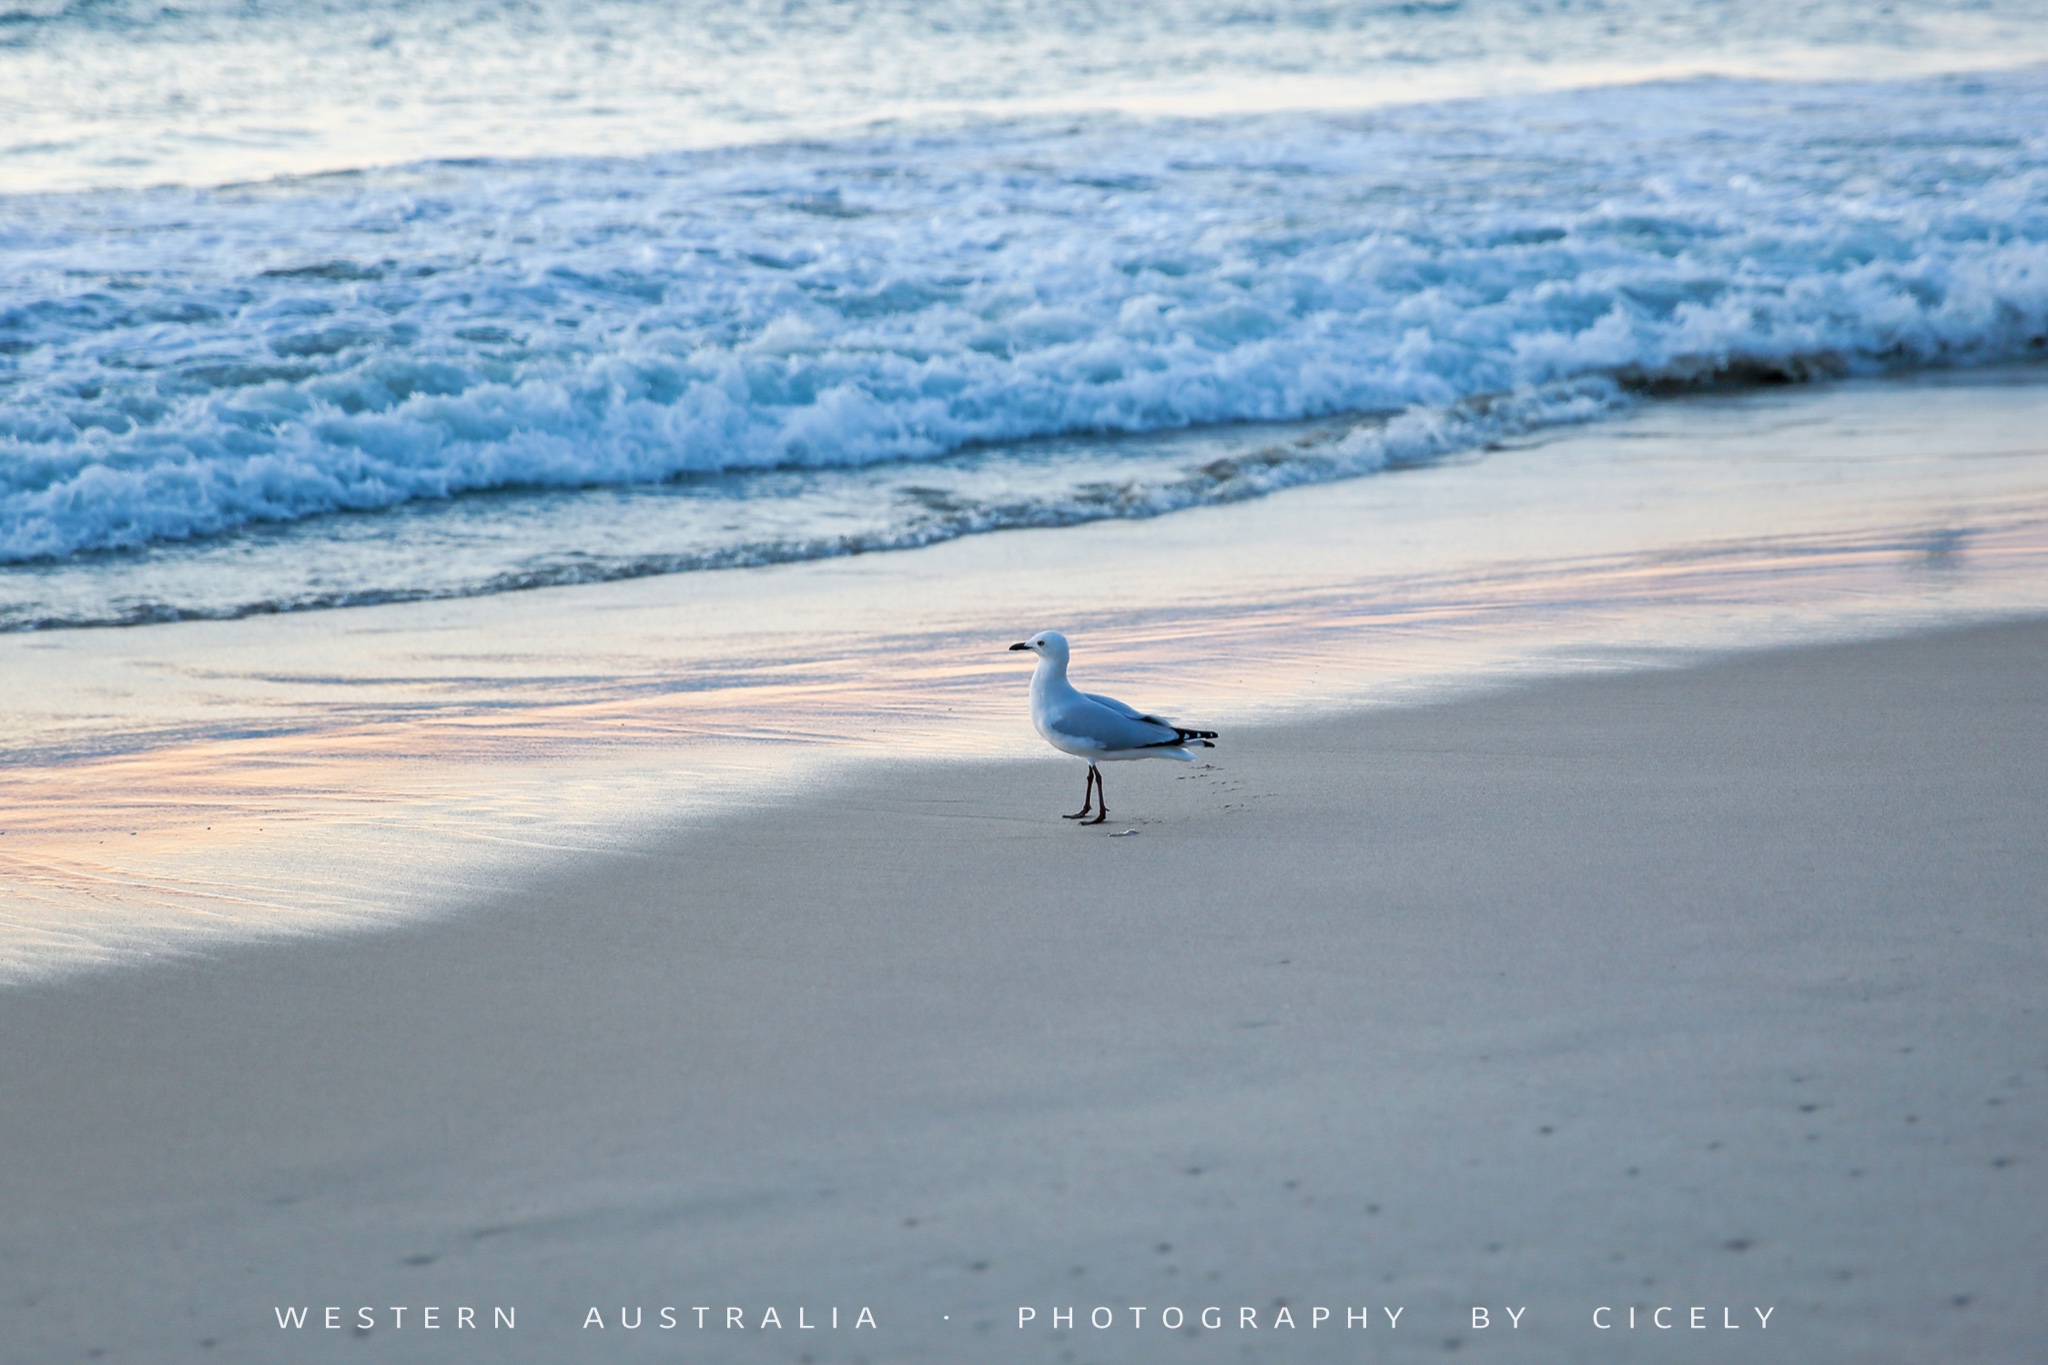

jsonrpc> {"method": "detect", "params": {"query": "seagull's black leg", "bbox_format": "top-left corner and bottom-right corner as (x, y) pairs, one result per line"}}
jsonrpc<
(1083, 767), (1108, 825)
(1062, 765), (1097, 820)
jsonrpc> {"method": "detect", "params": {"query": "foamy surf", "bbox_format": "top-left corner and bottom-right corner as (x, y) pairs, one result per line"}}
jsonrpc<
(3, 69), (2047, 626)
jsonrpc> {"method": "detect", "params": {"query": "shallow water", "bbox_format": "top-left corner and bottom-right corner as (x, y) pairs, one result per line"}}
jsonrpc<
(5, 367), (2047, 979)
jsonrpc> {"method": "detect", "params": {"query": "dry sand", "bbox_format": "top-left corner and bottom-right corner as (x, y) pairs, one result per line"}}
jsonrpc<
(3, 617), (2043, 1363)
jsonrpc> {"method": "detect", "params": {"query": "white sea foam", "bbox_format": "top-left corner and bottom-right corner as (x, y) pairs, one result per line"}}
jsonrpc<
(2, 70), (2047, 620)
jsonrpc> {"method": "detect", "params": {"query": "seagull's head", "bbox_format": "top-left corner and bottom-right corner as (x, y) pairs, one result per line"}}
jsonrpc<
(1008, 629), (1069, 666)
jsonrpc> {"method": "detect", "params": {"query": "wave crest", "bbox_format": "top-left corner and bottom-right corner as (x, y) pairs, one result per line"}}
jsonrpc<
(4, 71), (2048, 565)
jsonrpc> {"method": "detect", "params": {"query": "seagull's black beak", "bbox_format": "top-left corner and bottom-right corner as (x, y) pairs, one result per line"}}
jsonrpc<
(1008, 642), (1031, 651)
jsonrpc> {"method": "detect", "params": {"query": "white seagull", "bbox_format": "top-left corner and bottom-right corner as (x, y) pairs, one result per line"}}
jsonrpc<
(1009, 630), (1217, 825)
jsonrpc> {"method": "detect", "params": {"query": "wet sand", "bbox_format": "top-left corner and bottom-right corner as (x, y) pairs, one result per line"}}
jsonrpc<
(3, 617), (2043, 1363)
(8, 366), (2048, 980)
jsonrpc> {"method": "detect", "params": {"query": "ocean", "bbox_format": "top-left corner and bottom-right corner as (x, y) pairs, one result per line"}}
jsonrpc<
(4, 0), (2047, 631)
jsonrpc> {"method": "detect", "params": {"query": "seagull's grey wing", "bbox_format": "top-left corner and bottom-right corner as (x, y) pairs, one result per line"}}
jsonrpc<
(1082, 691), (1173, 727)
(1044, 693), (1184, 751)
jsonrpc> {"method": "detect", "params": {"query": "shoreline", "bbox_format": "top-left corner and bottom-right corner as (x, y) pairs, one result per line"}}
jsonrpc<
(3, 616), (2043, 1362)
(6, 365), (2048, 980)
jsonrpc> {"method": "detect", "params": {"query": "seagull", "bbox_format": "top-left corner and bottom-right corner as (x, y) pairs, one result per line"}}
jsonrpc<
(1009, 630), (1217, 825)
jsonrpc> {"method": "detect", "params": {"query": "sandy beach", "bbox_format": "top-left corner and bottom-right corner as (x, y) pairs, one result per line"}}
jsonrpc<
(4, 615), (2044, 1363)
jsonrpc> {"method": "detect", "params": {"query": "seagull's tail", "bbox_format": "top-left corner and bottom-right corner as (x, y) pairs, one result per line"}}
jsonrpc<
(1141, 727), (1217, 756)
